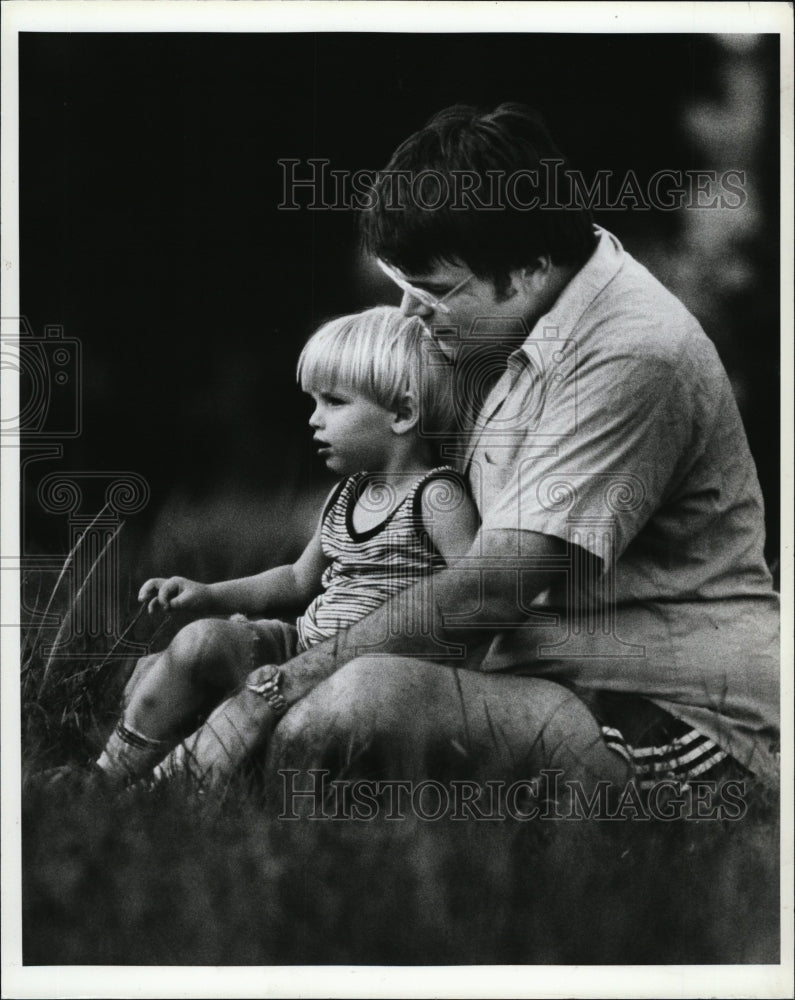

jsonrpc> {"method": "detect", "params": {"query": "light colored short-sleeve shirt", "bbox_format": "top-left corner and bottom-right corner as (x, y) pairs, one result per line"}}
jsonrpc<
(462, 227), (779, 781)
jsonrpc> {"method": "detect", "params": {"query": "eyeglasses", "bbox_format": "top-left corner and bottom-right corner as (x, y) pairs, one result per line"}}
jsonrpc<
(376, 259), (474, 314)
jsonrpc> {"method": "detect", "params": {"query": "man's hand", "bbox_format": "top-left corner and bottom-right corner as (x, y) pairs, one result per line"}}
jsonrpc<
(138, 576), (213, 615)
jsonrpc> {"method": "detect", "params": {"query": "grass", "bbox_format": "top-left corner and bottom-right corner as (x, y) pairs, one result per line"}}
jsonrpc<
(18, 493), (782, 967)
(22, 778), (780, 966)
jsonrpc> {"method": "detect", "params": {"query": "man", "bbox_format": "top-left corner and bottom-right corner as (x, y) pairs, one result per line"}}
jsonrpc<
(148, 103), (780, 796)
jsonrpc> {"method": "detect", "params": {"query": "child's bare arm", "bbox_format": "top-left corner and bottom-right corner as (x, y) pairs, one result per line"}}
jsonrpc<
(419, 476), (480, 566)
(208, 518), (328, 616)
(138, 517), (329, 617)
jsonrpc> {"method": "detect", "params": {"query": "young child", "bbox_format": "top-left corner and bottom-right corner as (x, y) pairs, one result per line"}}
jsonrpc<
(95, 305), (479, 788)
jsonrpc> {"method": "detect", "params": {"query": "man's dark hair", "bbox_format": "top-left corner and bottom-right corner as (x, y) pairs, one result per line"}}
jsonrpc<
(362, 103), (596, 290)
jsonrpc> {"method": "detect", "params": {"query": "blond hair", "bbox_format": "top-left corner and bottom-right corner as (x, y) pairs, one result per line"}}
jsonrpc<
(297, 306), (455, 435)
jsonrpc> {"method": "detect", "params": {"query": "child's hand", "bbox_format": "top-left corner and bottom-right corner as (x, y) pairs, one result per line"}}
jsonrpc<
(138, 576), (212, 614)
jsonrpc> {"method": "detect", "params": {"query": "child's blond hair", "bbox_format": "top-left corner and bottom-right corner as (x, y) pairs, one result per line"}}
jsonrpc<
(297, 306), (456, 436)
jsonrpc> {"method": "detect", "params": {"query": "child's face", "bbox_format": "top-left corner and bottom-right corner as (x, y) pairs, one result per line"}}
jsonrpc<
(307, 386), (397, 475)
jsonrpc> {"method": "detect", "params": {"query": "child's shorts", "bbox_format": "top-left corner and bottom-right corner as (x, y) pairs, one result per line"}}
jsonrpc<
(228, 615), (302, 670)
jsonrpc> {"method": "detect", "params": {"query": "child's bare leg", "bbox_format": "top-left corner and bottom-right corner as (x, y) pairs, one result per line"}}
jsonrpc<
(122, 651), (159, 703)
(123, 619), (257, 737)
(96, 618), (261, 784)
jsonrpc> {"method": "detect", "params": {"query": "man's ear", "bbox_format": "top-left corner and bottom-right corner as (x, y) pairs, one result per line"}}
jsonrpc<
(391, 392), (420, 436)
(502, 257), (550, 301)
(518, 255), (552, 289)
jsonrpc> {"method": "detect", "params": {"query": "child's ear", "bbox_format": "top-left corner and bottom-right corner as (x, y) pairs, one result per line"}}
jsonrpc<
(391, 392), (420, 436)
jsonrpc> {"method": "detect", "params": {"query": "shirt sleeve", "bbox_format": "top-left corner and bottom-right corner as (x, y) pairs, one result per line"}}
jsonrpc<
(479, 336), (695, 567)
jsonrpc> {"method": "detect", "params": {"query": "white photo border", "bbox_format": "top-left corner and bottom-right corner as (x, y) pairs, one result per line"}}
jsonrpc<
(2, 3), (792, 998)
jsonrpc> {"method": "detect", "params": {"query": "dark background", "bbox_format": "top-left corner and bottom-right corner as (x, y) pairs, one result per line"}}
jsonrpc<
(19, 32), (780, 567)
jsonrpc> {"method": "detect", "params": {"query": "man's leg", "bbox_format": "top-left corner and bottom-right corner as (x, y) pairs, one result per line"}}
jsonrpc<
(264, 655), (631, 800)
(150, 667), (281, 789)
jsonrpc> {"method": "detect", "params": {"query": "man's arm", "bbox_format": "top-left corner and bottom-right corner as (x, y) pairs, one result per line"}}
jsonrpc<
(276, 527), (574, 705)
(166, 528), (593, 787)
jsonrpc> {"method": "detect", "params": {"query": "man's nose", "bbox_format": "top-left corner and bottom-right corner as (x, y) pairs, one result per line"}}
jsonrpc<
(400, 289), (433, 318)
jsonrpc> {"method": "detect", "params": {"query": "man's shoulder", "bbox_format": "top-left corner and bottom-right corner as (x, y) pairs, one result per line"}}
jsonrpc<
(581, 249), (713, 368)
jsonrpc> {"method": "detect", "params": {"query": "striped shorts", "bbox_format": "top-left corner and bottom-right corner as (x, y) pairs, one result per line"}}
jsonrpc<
(602, 724), (729, 790)
(588, 692), (736, 789)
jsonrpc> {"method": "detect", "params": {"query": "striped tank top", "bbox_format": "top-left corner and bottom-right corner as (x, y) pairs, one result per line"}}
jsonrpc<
(296, 467), (463, 650)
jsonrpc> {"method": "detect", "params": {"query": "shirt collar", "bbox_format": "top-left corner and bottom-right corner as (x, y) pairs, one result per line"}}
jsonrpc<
(512, 226), (625, 361)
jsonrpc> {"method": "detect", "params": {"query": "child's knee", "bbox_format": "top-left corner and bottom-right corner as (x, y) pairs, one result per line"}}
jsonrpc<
(171, 617), (256, 688)
(169, 619), (230, 681)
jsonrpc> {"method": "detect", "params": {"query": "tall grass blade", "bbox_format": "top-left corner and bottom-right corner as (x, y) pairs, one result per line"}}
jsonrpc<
(90, 601), (154, 676)
(28, 502), (112, 660)
(451, 666), (472, 752)
(38, 519), (124, 697)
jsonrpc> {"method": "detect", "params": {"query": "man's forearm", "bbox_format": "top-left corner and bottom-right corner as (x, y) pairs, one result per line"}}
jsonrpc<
(277, 529), (566, 706)
(277, 578), (474, 707)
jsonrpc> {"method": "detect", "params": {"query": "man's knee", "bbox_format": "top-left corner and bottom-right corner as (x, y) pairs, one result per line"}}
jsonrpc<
(267, 656), (447, 773)
(273, 657), (400, 746)
(315, 655), (446, 732)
